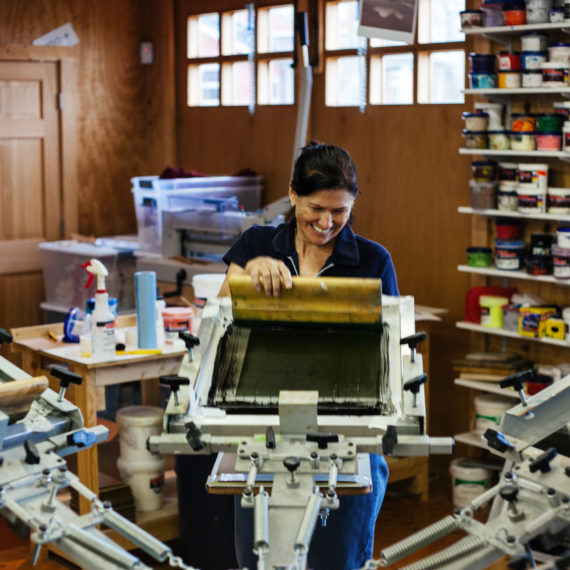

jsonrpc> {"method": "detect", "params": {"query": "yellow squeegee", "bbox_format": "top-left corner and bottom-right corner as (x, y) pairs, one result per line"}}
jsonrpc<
(229, 275), (382, 326)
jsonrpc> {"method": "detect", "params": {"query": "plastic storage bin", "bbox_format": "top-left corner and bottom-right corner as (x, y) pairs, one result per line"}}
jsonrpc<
(131, 175), (263, 254)
(39, 238), (138, 312)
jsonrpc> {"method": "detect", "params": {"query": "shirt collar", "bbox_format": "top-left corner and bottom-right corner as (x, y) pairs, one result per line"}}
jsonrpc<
(273, 220), (360, 267)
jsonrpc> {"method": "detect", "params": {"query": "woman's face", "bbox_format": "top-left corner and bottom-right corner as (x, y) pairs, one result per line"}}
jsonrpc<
(289, 187), (354, 246)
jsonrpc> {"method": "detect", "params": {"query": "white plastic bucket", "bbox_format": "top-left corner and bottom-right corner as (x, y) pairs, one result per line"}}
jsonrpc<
(117, 456), (166, 512)
(450, 459), (492, 508)
(473, 394), (513, 432)
(192, 273), (225, 300)
(116, 405), (164, 463)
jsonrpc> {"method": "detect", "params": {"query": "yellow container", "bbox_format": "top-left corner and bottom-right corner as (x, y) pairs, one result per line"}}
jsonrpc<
(518, 306), (557, 338)
(546, 317), (566, 340)
(479, 295), (509, 328)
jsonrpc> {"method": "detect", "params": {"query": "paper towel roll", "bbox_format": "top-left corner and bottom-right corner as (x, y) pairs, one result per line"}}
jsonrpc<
(135, 272), (157, 348)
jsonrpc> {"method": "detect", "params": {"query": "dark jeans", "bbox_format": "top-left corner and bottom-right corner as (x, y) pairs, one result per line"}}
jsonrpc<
(235, 454), (389, 570)
(176, 455), (239, 569)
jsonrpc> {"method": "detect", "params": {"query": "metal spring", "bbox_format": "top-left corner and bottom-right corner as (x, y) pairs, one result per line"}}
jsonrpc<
(102, 508), (171, 562)
(380, 515), (459, 565)
(400, 536), (487, 570)
(65, 522), (141, 568)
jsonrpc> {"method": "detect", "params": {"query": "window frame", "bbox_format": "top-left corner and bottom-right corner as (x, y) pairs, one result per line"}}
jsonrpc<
(324, 0), (466, 107)
(186, 4), (295, 108)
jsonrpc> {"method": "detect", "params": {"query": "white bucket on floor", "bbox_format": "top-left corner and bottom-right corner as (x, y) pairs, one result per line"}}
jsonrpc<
(473, 394), (513, 433)
(450, 458), (492, 508)
(116, 405), (164, 463)
(117, 456), (166, 512)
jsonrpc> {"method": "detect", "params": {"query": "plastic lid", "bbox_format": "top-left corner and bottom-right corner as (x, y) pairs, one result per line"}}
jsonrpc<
(479, 295), (510, 306)
(520, 50), (546, 55)
(467, 246), (492, 253)
(471, 160), (497, 166)
(462, 129), (488, 134)
(558, 227), (570, 232)
(463, 111), (489, 118)
(162, 306), (194, 317)
(549, 42), (570, 47)
(494, 238), (525, 247)
(116, 405), (164, 426)
(460, 9), (483, 13)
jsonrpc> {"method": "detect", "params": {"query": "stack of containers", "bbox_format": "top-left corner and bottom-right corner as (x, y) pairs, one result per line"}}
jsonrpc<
(540, 38), (570, 89)
(497, 162), (519, 211)
(553, 225), (570, 279)
(521, 31), (547, 88)
(494, 218), (525, 271)
(517, 162), (549, 213)
(470, 159), (497, 209)
(535, 112), (564, 150)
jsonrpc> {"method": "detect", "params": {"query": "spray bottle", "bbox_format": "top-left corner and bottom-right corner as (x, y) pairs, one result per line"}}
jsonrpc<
(83, 259), (116, 360)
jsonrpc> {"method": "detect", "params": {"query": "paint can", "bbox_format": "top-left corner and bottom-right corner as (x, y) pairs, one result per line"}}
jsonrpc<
(474, 394), (513, 432)
(479, 294), (510, 327)
(449, 459), (492, 508)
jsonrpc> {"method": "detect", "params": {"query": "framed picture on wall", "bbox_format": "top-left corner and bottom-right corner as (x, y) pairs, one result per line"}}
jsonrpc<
(358, 0), (418, 44)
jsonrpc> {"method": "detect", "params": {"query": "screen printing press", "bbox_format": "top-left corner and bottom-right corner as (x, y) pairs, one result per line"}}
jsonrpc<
(150, 275), (454, 569)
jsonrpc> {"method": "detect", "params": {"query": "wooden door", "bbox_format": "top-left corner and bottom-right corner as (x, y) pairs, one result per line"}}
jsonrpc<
(0, 61), (62, 334)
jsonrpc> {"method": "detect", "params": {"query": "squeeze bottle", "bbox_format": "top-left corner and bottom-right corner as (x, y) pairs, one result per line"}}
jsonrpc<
(83, 259), (116, 360)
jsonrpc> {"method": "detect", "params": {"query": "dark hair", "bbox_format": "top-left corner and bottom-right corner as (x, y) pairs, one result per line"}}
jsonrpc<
(291, 141), (359, 197)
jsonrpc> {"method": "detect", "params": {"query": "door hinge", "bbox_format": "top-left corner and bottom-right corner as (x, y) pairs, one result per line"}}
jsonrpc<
(57, 92), (63, 110)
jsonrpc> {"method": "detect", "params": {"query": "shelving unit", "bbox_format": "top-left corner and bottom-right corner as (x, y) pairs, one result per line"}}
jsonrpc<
(457, 16), (570, 456)
(456, 321), (569, 347)
(458, 206), (570, 222)
(457, 264), (570, 285)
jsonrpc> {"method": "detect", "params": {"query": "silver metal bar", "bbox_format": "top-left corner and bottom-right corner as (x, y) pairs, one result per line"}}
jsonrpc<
(294, 492), (323, 552)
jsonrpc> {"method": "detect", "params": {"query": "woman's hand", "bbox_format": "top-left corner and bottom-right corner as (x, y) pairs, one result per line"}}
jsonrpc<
(244, 256), (293, 297)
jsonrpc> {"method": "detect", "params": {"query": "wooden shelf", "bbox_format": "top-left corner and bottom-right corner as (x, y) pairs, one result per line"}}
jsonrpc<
(454, 430), (488, 450)
(459, 148), (568, 159)
(464, 87), (570, 97)
(456, 321), (570, 347)
(454, 378), (520, 398)
(462, 22), (570, 35)
(457, 264), (570, 286)
(458, 206), (570, 223)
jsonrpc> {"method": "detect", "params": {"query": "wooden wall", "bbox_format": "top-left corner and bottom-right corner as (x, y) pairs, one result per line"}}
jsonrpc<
(0, 0), (175, 334)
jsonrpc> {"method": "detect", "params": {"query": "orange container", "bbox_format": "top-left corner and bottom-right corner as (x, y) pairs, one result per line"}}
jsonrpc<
(162, 307), (194, 343)
(503, 9), (526, 26)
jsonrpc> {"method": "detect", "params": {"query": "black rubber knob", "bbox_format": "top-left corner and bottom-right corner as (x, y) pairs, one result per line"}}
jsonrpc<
(160, 375), (190, 393)
(499, 483), (519, 503)
(306, 432), (339, 450)
(50, 365), (82, 388)
(0, 327), (12, 345)
(499, 370), (533, 392)
(403, 374), (428, 394)
(484, 429), (514, 453)
(266, 426), (276, 449)
(24, 440), (41, 465)
(529, 447), (557, 474)
(283, 456), (301, 473)
(400, 332), (427, 350)
(178, 331), (200, 349)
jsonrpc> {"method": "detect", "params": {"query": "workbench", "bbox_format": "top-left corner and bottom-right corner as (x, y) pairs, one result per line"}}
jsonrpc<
(9, 316), (185, 515)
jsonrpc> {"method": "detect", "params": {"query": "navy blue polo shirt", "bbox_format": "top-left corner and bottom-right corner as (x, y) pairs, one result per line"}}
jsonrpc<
(223, 220), (399, 296)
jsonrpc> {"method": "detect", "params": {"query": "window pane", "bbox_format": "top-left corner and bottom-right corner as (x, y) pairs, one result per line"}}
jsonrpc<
(382, 53), (413, 104)
(258, 58), (294, 105)
(258, 5), (294, 53)
(223, 10), (250, 55)
(326, 1), (360, 50)
(428, 50), (465, 103)
(223, 61), (252, 106)
(418, 0), (465, 44)
(269, 6), (294, 52)
(326, 56), (360, 106)
(188, 13), (220, 58)
(188, 63), (220, 106)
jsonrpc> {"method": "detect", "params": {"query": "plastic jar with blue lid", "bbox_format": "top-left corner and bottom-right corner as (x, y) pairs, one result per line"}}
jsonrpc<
(494, 239), (526, 270)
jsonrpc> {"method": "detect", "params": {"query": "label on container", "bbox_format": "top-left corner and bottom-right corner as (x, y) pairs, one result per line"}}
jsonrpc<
(518, 194), (544, 209)
(164, 317), (192, 343)
(93, 320), (116, 358)
(495, 248), (522, 270)
(553, 259), (570, 278)
(549, 194), (570, 210)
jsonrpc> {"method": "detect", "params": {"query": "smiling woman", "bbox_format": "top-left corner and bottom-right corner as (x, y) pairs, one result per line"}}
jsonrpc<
(217, 141), (399, 569)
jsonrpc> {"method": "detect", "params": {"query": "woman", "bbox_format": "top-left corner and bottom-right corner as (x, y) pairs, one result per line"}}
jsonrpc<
(219, 141), (398, 569)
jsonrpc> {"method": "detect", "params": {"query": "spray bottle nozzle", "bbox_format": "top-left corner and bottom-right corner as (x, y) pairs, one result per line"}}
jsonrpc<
(82, 259), (109, 292)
